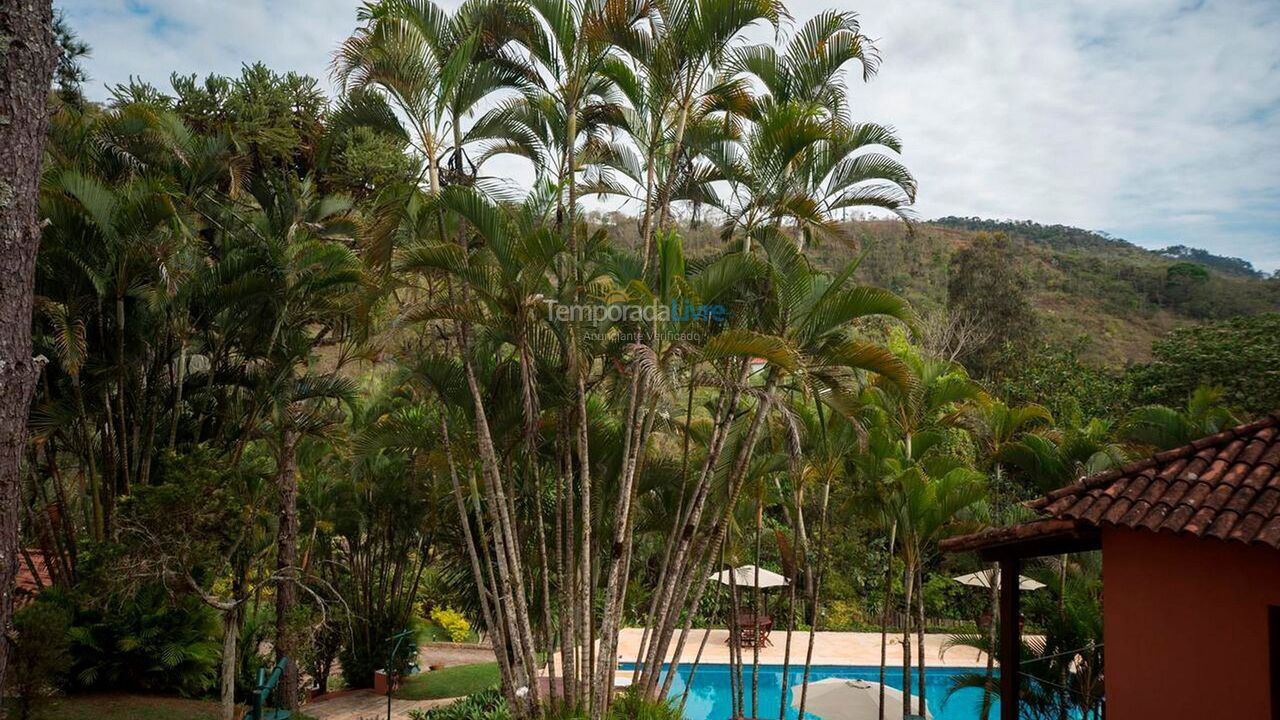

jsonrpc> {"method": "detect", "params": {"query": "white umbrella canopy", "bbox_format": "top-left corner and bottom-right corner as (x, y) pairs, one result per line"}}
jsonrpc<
(792, 678), (932, 720)
(952, 569), (1045, 591)
(707, 564), (790, 588)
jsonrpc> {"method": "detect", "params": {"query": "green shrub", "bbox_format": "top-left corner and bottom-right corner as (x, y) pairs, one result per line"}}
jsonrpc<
(410, 687), (508, 720)
(606, 688), (683, 720)
(430, 607), (472, 643)
(7, 600), (72, 719)
(55, 584), (221, 696)
(824, 599), (865, 629)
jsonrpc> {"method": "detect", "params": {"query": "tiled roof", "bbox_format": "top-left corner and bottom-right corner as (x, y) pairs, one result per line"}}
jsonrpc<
(1028, 414), (1280, 549)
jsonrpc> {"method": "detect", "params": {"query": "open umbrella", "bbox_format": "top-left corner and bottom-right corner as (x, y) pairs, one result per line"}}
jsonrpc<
(707, 564), (789, 588)
(792, 678), (931, 720)
(952, 569), (1045, 591)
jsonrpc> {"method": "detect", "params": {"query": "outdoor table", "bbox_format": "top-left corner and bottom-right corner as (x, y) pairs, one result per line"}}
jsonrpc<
(731, 612), (773, 647)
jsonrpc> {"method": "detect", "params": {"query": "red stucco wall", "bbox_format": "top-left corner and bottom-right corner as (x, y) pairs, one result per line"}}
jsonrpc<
(1102, 527), (1280, 719)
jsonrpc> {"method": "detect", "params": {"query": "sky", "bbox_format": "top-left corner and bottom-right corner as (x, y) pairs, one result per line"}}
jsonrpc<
(62, 0), (1280, 272)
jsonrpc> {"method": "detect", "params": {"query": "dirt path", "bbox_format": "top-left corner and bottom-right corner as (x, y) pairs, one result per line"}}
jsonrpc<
(418, 643), (498, 668)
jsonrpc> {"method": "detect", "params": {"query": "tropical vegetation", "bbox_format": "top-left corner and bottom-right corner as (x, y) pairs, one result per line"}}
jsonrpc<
(2, 3), (1274, 720)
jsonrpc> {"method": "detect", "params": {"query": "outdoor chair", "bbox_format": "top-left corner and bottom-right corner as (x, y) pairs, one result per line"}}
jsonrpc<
(245, 657), (291, 720)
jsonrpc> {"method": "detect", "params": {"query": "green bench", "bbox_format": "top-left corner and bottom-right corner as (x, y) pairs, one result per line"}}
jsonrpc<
(245, 657), (291, 720)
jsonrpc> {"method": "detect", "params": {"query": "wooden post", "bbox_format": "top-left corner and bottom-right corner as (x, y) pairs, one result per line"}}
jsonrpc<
(999, 557), (1021, 720)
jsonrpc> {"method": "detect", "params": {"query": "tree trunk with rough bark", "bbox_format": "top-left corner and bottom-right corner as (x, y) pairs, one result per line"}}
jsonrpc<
(275, 428), (301, 709)
(0, 0), (56, 692)
(220, 605), (239, 720)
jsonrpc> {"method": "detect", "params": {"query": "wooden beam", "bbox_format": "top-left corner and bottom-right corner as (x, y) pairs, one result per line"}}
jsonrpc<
(978, 532), (1101, 562)
(999, 557), (1021, 720)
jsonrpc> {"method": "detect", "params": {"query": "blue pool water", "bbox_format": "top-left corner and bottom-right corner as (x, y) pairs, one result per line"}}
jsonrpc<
(623, 663), (999, 720)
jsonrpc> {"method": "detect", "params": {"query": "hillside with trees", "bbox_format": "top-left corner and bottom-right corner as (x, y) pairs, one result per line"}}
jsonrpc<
(797, 217), (1276, 366)
(3, 2), (1277, 720)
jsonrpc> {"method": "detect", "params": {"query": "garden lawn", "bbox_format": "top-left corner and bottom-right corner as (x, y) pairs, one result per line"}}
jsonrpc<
(31, 694), (318, 720)
(394, 662), (500, 700)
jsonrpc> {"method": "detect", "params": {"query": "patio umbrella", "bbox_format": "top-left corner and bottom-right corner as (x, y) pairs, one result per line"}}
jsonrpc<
(952, 569), (1045, 591)
(707, 564), (789, 588)
(792, 678), (932, 720)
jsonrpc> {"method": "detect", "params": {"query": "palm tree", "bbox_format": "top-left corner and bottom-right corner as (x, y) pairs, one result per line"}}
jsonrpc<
(960, 397), (1053, 720)
(700, 12), (915, 247)
(943, 553), (1104, 720)
(227, 174), (363, 707)
(638, 236), (916, 699)
(995, 402), (1126, 495)
(334, 0), (538, 196)
(881, 456), (986, 719)
(856, 350), (984, 717)
(1120, 385), (1237, 451)
(639, 0), (783, 243)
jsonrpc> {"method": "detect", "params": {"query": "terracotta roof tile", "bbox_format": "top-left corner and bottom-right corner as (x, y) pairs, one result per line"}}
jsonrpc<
(1081, 496), (1113, 524)
(1039, 415), (1280, 550)
(1102, 497), (1133, 524)
(1159, 505), (1195, 533)
(1258, 515), (1280, 546)
(1118, 499), (1153, 526)
(1205, 510), (1241, 540)
(1253, 488), (1280, 516)
(1228, 513), (1265, 543)
(949, 415), (1280, 556)
(1223, 486), (1256, 514)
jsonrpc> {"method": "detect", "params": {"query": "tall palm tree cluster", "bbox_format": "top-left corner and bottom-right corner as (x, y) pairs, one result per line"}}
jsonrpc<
(18, 2), (1243, 720)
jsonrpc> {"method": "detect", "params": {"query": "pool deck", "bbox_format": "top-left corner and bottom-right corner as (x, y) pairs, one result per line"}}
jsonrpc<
(613, 627), (993, 668)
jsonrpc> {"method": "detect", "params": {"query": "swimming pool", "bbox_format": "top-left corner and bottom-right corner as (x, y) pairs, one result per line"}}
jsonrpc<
(624, 662), (999, 720)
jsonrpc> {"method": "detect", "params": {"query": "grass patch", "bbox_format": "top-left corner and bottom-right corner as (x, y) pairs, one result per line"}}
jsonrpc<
(24, 693), (319, 720)
(394, 662), (500, 700)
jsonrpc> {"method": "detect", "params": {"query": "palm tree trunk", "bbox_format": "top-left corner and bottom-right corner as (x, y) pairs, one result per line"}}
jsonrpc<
(438, 410), (521, 710)
(558, 421), (579, 705)
(641, 364), (754, 691)
(878, 522), (896, 720)
(115, 294), (131, 497)
(901, 564), (913, 720)
(464, 348), (542, 713)
(751, 499), (763, 720)
(639, 374), (740, 689)
(795, 477), (831, 720)
(517, 332), (558, 705)
(169, 340), (187, 449)
(275, 426), (301, 709)
(980, 564), (997, 720)
(633, 374), (698, 680)
(593, 369), (654, 718)
(916, 566), (926, 716)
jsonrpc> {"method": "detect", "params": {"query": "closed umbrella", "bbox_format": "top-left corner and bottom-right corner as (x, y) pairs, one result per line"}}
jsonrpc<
(792, 678), (931, 720)
(952, 569), (1045, 591)
(707, 564), (789, 588)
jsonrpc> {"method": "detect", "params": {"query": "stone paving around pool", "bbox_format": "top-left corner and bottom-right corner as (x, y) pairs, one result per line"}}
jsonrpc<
(613, 628), (995, 668)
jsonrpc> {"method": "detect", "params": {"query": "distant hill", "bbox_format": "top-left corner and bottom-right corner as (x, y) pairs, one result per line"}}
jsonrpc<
(598, 213), (1279, 366)
(931, 217), (1268, 279)
(839, 217), (1280, 365)
(663, 216), (1277, 366)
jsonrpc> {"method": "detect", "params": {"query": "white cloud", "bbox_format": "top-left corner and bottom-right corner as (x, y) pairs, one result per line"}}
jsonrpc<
(63, 0), (1280, 271)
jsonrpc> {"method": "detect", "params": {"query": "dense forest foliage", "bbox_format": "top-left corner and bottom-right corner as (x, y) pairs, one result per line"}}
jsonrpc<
(7, 4), (1275, 720)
